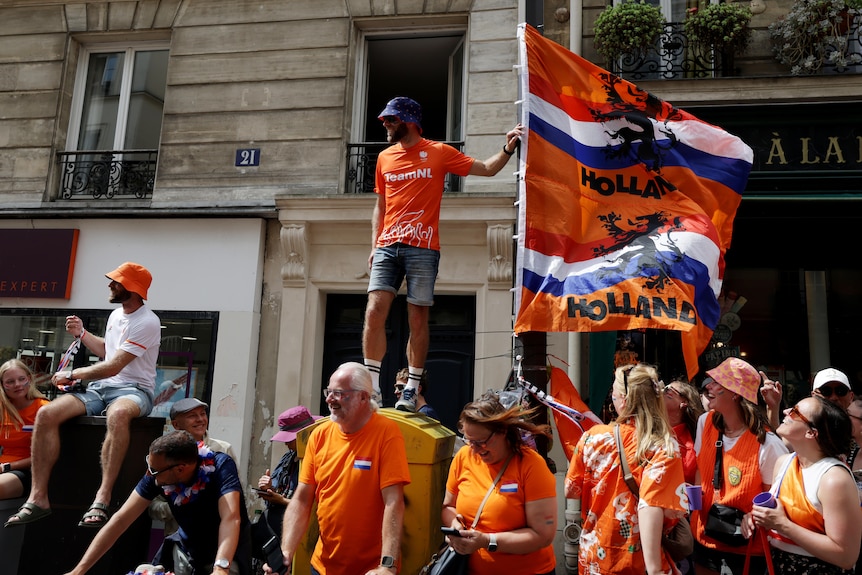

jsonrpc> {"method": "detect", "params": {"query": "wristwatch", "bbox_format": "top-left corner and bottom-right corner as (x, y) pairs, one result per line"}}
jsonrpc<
(381, 555), (395, 568)
(214, 558), (230, 570)
(0, 462), (11, 474)
(488, 533), (498, 552)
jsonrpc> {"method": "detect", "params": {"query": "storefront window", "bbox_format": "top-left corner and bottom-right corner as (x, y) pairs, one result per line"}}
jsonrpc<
(0, 309), (218, 415)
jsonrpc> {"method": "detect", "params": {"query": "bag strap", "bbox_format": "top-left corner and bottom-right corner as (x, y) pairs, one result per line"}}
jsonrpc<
(614, 424), (640, 498)
(471, 453), (513, 528)
(713, 425), (724, 490)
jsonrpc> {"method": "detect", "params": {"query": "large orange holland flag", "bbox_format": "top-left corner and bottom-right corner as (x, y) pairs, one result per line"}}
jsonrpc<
(514, 24), (752, 379)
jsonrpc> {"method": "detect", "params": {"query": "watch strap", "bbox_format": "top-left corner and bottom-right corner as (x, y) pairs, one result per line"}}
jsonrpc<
(488, 532), (498, 552)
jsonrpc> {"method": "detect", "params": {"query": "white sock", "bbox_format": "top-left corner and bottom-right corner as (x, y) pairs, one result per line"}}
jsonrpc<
(364, 359), (381, 393)
(406, 366), (423, 390)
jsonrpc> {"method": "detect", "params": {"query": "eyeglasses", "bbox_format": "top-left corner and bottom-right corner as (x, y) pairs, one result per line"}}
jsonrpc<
(145, 455), (181, 477)
(462, 432), (496, 450)
(381, 115), (401, 125)
(323, 388), (354, 400)
(816, 384), (849, 398)
(788, 405), (816, 429)
(663, 384), (680, 396)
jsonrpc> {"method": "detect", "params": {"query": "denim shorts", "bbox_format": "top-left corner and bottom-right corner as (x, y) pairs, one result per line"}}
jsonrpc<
(368, 243), (440, 306)
(69, 379), (154, 417)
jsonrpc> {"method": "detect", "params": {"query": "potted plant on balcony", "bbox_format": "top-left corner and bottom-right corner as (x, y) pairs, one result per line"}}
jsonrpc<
(769, 0), (862, 74)
(594, 1), (666, 66)
(685, 2), (752, 55)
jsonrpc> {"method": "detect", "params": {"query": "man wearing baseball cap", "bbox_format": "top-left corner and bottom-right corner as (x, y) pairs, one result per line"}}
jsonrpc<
(363, 96), (524, 412)
(6, 262), (161, 529)
(812, 367), (854, 410)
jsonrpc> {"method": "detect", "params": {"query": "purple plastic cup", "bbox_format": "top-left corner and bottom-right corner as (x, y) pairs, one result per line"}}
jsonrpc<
(753, 491), (776, 508)
(685, 484), (702, 511)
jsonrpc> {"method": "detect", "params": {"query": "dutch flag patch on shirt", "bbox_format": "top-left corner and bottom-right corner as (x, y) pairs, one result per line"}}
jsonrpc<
(354, 458), (372, 470)
(22, 425), (34, 433)
(500, 482), (519, 493)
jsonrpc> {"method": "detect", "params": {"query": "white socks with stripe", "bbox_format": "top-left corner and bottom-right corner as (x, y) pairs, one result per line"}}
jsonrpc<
(364, 359), (381, 394)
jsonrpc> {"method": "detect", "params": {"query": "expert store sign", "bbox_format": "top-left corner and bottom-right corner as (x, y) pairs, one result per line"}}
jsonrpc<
(0, 229), (79, 299)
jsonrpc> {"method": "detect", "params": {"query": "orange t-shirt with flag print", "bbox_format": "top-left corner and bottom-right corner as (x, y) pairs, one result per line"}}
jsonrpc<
(446, 445), (557, 575)
(300, 414), (411, 575)
(566, 422), (687, 575)
(374, 138), (475, 252)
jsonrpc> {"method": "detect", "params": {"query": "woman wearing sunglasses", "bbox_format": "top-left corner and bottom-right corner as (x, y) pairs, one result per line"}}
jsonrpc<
(442, 392), (556, 575)
(747, 396), (861, 573)
(663, 380), (705, 484)
(567, 363), (687, 575)
(691, 357), (788, 575)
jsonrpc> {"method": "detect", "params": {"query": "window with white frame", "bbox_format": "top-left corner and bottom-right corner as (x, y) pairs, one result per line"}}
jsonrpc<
(60, 43), (169, 199)
(346, 30), (466, 193)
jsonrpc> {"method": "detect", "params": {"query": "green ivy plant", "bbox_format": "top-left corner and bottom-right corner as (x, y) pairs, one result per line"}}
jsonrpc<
(769, 0), (862, 74)
(594, 1), (666, 64)
(685, 2), (752, 55)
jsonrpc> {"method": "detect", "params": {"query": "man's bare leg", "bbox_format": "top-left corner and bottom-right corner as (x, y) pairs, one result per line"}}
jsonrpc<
(7, 395), (86, 522)
(405, 303), (430, 369)
(396, 303), (430, 412)
(81, 397), (140, 525)
(362, 290), (396, 392)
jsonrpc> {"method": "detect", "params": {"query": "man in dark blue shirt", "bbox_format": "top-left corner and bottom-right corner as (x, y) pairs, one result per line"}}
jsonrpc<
(62, 430), (250, 575)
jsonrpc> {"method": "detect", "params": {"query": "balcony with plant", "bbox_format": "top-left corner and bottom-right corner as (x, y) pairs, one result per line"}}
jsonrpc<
(589, 0), (861, 79)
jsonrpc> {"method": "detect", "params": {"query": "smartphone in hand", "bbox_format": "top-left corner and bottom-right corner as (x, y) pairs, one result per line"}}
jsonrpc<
(441, 527), (463, 537)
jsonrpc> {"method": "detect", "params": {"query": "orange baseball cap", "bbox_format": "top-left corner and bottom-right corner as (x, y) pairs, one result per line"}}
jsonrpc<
(106, 262), (152, 300)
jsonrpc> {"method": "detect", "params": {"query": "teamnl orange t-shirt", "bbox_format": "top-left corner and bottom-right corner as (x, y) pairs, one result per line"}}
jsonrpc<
(374, 138), (475, 252)
(446, 446), (557, 575)
(567, 422), (687, 575)
(299, 414), (411, 575)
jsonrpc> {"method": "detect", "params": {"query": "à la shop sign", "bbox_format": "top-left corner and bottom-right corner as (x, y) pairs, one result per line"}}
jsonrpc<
(691, 102), (862, 175)
(0, 229), (79, 299)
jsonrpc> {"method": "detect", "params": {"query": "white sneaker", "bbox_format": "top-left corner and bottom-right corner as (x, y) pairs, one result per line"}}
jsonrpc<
(371, 389), (383, 405)
(395, 387), (417, 412)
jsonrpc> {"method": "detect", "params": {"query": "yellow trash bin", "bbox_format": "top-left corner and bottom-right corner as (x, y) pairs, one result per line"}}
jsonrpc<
(293, 408), (455, 575)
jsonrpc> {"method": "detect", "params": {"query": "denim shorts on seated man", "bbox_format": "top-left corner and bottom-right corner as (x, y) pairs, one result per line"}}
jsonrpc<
(70, 379), (154, 417)
(368, 243), (440, 306)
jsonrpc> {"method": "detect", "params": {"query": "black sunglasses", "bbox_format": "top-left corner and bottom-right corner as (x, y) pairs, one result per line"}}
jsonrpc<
(816, 384), (849, 398)
(145, 455), (181, 477)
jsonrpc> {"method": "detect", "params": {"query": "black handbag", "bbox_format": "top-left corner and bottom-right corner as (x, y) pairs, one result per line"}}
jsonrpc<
(704, 503), (747, 546)
(420, 454), (514, 575)
(614, 425), (695, 562)
(704, 431), (747, 547)
(423, 544), (469, 575)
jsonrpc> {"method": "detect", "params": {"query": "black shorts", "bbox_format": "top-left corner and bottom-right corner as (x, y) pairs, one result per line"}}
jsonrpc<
(7, 469), (31, 493)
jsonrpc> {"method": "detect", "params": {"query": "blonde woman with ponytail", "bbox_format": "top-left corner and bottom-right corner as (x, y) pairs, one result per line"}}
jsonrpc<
(567, 363), (688, 575)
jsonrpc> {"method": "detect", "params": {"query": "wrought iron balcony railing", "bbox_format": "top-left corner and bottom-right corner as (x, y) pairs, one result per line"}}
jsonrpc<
(611, 19), (862, 80)
(346, 141), (465, 194)
(57, 150), (157, 200)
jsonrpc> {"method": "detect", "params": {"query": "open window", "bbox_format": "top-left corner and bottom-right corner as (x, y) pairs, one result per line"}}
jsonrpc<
(346, 29), (467, 193)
